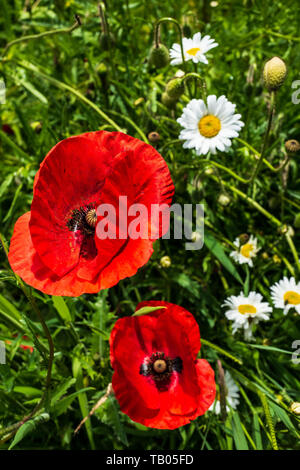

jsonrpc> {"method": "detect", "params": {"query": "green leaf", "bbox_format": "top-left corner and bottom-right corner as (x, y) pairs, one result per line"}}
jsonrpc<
(8, 413), (50, 450)
(231, 411), (249, 450)
(50, 377), (76, 406)
(204, 232), (243, 284)
(52, 296), (72, 323)
(133, 306), (166, 316)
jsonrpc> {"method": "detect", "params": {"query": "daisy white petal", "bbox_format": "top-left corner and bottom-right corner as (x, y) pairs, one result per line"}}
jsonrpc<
(270, 277), (300, 315)
(230, 235), (260, 267)
(169, 32), (218, 65)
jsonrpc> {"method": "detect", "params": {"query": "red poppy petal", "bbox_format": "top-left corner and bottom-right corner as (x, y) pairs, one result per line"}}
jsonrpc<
(194, 359), (216, 415)
(30, 134), (114, 277)
(135, 301), (201, 360)
(7, 212), (102, 296)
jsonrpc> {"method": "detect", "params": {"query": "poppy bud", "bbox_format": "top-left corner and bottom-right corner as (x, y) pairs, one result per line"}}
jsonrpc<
(285, 139), (300, 154)
(99, 32), (116, 51)
(290, 402), (300, 415)
(294, 213), (300, 229)
(161, 92), (177, 109)
(160, 255), (171, 268)
(217, 193), (231, 207)
(148, 131), (161, 143)
(263, 57), (287, 91)
(165, 78), (185, 99)
(148, 43), (170, 69)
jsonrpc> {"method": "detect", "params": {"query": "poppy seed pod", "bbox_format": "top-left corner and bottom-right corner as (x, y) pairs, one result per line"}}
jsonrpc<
(148, 43), (170, 69)
(285, 139), (300, 154)
(263, 57), (287, 91)
(165, 77), (185, 99)
(148, 131), (161, 143)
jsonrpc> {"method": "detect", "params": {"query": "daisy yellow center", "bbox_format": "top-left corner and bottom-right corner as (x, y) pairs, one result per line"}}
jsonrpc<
(240, 243), (253, 258)
(238, 304), (257, 315)
(186, 47), (200, 56)
(198, 115), (221, 138)
(283, 291), (300, 305)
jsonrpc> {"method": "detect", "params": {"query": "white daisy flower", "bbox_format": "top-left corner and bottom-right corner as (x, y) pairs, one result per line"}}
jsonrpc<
(223, 291), (272, 341)
(230, 235), (260, 267)
(209, 371), (240, 414)
(270, 277), (300, 315)
(170, 32), (218, 66)
(177, 95), (244, 155)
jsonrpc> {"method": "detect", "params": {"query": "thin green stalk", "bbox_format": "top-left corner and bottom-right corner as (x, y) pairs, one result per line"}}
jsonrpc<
(2, 15), (81, 57)
(249, 91), (276, 183)
(259, 392), (279, 450)
(10, 59), (123, 132)
(201, 338), (243, 365)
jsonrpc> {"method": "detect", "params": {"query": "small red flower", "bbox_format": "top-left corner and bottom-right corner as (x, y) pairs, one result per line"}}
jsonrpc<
(6, 335), (34, 353)
(8, 132), (174, 296)
(110, 301), (216, 429)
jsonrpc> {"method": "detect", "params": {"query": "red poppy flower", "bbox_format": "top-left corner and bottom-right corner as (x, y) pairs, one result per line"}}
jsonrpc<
(110, 301), (216, 429)
(8, 132), (174, 296)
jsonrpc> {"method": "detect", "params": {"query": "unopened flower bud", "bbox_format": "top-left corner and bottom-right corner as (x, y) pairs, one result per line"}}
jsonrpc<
(285, 139), (300, 154)
(294, 213), (300, 229)
(30, 121), (42, 133)
(218, 193), (231, 207)
(175, 69), (185, 78)
(165, 78), (185, 99)
(148, 43), (170, 69)
(239, 233), (249, 244)
(191, 231), (202, 243)
(263, 57), (287, 91)
(99, 32), (116, 51)
(278, 224), (294, 237)
(160, 256), (171, 268)
(161, 92), (177, 109)
(204, 167), (214, 176)
(290, 402), (300, 415)
(148, 131), (161, 143)
(273, 254), (281, 264)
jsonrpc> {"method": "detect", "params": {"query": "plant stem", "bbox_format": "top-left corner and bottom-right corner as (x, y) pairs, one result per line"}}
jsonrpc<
(2, 15), (81, 57)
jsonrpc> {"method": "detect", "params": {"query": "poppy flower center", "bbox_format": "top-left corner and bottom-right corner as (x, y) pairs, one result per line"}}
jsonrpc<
(140, 352), (183, 391)
(85, 209), (97, 228)
(66, 203), (98, 259)
(284, 291), (300, 305)
(187, 47), (200, 56)
(198, 115), (221, 138)
(238, 304), (257, 315)
(240, 242), (253, 258)
(153, 359), (167, 373)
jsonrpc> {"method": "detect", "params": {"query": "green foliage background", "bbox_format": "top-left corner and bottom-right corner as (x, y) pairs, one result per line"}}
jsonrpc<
(0, 0), (300, 450)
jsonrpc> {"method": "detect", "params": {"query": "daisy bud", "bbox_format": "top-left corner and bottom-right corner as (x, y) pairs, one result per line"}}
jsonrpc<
(99, 32), (116, 51)
(294, 213), (300, 229)
(278, 224), (294, 237)
(218, 193), (231, 207)
(191, 231), (202, 243)
(148, 43), (170, 69)
(204, 168), (214, 175)
(165, 78), (185, 99)
(148, 131), (161, 143)
(263, 57), (287, 91)
(160, 255), (171, 268)
(272, 254), (282, 264)
(261, 252), (269, 260)
(30, 121), (42, 133)
(290, 402), (300, 415)
(161, 92), (177, 109)
(285, 139), (300, 154)
(175, 69), (185, 78)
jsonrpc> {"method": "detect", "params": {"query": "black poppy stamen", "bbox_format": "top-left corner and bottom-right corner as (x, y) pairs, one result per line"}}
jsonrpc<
(140, 351), (183, 390)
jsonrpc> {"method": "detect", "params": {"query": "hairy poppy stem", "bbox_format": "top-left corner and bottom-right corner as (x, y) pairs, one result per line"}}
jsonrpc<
(2, 15), (81, 58)
(74, 383), (113, 435)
